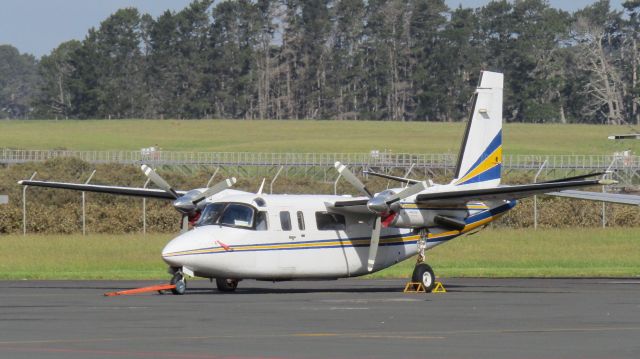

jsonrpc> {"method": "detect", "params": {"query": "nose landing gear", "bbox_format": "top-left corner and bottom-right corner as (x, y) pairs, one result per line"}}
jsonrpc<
(170, 271), (187, 295)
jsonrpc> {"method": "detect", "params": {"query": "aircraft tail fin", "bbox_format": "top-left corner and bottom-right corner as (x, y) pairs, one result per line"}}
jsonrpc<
(451, 71), (504, 188)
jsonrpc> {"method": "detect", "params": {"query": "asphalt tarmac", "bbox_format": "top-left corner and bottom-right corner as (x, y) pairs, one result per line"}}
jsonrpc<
(0, 278), (639, 359)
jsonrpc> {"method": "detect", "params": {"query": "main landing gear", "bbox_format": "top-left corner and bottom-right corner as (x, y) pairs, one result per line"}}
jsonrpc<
(412, 229), (436, 293)
(216, 278), (239, 292)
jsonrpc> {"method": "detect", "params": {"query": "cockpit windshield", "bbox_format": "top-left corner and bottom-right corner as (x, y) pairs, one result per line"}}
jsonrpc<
(195, 203), (260, 230)
(219, 204), (254, 227)
(195, 203), (226, 226)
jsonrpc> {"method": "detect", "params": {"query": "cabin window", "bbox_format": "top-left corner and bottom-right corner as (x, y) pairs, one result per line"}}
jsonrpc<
(255, 211), (268, 231)
(280, 211), (292, 231)
(315, 212), (346, 231)
(219, 203), (254, 229)
(297, 211), (305, 231)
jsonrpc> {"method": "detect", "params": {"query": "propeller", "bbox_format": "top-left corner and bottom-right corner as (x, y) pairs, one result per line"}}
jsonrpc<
(334, 162), (427, 271)
(141, 165), (237, 232)
(142, 165), (179, 199)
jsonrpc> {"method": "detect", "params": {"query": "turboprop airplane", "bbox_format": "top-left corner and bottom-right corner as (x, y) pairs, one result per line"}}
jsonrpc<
(19, 71), (615, 294)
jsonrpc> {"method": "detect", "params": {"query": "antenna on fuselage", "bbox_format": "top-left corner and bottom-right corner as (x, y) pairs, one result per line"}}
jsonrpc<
(257, 178), (266, 195)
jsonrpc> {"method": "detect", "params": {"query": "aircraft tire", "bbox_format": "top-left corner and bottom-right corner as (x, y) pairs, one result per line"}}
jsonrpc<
(412, 263), (435, 293)
(170, 272), (187, 295)
(216, 278), (238, 292)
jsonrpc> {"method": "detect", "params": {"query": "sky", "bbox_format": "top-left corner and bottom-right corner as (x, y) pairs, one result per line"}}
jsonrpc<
(0, 0), (626, 58)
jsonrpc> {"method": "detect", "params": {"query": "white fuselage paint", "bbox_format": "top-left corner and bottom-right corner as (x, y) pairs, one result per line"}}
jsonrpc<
(161, 190), (512, 280)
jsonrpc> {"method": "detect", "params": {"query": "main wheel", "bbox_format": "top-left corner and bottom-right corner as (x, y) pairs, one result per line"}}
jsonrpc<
(170, 272), (187, 295)
(412, 263), (435, 293)
(216, 278), (238, 292)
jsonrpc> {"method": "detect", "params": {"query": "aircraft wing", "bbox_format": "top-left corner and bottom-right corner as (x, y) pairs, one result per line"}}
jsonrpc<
(416, 179), (612, 204)
(547, 190), (640, 206)
(18, 180), (187, 200)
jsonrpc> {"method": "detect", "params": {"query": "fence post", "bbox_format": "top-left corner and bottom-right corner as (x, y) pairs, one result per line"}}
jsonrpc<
(402, 163), (416, 188)
(82, 170), (96, 236)
(22, 172), (37, 236)
(334, 173), (342, 195)
(270, 166), (284, 194)
(533, 160), (548, 230)
(601, 159), (618, 228)
(142, 178), (151, 235)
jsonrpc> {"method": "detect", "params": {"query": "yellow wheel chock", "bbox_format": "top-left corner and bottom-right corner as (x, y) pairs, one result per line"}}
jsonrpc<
(403, 281), (447, 294)
(404, 282), (425, 293)
(432, 281), (447, 293)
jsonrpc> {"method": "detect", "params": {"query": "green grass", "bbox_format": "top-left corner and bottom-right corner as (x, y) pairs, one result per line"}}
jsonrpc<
(0, 234), (171, 280)
(372, 228), (640, 278)
(0, 120), (636, 155)
(1, 228), (639, 280)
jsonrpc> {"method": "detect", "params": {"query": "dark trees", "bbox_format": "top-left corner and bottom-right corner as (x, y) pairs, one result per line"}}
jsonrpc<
(3, 0), (638, 124)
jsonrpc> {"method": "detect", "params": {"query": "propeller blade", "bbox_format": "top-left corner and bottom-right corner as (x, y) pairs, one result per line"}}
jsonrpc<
(190, 177), (237, 204)
(384, 181), (428, 204)
(367, 217), (382, 272)
(180, 215), (189, 234)
(335, 162), (372, 198)
(141, 165), (179, 199)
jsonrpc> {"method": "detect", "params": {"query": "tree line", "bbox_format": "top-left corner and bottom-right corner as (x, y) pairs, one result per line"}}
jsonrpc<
(0, 0), (639, 124)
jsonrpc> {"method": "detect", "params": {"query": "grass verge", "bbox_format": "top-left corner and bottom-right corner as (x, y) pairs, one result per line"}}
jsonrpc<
(1, 120), (636, 155)
(2, 228), (639, 280)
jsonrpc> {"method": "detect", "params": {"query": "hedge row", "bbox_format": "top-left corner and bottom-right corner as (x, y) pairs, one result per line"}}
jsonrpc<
(1, 158), (638, 234)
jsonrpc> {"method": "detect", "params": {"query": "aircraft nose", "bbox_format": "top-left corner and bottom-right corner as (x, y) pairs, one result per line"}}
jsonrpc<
(161, 237), (185, 267)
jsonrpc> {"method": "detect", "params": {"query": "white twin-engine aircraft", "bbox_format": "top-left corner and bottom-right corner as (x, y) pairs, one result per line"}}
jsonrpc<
(20, 71), (614, 294)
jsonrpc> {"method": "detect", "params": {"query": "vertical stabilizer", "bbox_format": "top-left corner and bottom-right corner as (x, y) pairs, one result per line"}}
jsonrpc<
(451, 71), (503, 188)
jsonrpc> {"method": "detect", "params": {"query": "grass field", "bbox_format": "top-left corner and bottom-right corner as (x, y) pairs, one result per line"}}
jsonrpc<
(0, 120), (637, 155)
(1, 228), (638, 280)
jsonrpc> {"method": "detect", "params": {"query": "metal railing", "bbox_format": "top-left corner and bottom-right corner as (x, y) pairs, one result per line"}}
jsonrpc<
(1, 148), (639, 172)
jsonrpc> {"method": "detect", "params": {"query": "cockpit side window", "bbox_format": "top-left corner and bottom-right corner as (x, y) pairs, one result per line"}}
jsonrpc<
(219, 203), (255, 228)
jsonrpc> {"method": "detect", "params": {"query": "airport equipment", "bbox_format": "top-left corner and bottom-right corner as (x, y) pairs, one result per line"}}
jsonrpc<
(17, 72), (617, 294)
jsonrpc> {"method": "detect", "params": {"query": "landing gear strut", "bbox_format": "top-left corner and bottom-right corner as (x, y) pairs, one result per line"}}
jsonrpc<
(216, 278), (238, 292)
(413, 229), (436, 293)
(170, 271), (187, 295)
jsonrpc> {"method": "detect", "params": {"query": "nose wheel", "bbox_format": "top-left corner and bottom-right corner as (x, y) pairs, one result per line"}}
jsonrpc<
(170, 271), (187, 295)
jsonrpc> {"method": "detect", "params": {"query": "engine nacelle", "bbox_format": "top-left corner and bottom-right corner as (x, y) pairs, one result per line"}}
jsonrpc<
(389, 208), (470, 230)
